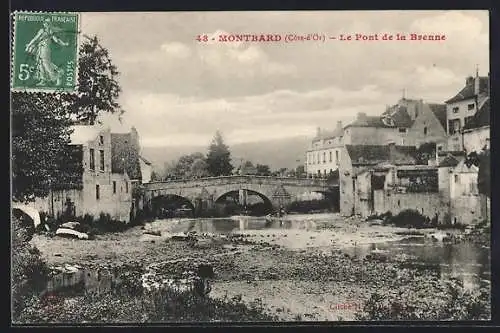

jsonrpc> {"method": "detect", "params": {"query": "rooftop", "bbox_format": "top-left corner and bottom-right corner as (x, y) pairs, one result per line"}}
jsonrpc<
(428, 103), (447, 130)
(463, 97), (490, 131)
(111, 133), (142, 180)
(345, 144), (417, 166)
(445, 76), (489, 104)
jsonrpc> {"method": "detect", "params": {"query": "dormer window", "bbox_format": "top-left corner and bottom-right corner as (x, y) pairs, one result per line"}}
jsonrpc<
(452, 107), (459, 113)
(467, 103), (475, 110)
(399, 128), (406, 133)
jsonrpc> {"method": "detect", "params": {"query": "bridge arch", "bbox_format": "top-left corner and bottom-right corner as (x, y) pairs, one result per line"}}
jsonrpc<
(214, 188), (274, 216)
(150, 194), (195, 218)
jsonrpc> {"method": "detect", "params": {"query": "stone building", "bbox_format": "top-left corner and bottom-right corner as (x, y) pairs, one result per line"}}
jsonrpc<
(406, 101), (448, 152)
(462, 97), (490, 154)
(445, 73), (489, 151)
(342, 99), (419, 147)
(305, 121), (344, 178)
(338, 141), (417, 216)
(30, 125), (133, 223)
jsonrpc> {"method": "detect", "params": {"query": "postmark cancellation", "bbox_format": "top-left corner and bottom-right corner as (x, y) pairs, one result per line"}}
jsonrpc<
(11, 12), (80, 93)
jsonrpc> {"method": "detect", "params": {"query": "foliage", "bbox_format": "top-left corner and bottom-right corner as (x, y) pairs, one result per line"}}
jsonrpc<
(206, 131), (233, 177)
(15, 287), (279, 323)
(12, 218), (50, 320)
(415, 142), (436, 165)
(255, 164), (271, 176)
(11, 93), (74, 202)
(465, 149), (490, 198)
(295, 165), (306, 177)
(287, 199), (333, 213)
(387, 209), (429, 228)
(11, 35), (123, 203)
(190, 158), (210, 178)
(166, 152), (207, 179)
(356, 278), (490, 320)
(63, 35), (123, 125)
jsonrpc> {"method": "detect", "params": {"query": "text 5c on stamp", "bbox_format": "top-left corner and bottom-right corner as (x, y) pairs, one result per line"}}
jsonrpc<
(11, 12), (80, 93)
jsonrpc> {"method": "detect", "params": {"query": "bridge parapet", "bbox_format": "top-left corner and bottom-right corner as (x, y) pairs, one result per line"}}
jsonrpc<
(145, 175), (333, 191)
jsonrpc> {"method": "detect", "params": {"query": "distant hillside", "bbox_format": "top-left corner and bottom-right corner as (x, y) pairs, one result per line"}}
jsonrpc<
(141, 135), (311, 172)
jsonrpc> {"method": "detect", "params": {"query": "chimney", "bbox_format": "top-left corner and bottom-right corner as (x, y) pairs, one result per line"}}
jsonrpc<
(474, 75), (480, 95)
(466, 76), (474, 86)
(336, 121), (343, 130)
(387, 140), (396, 164)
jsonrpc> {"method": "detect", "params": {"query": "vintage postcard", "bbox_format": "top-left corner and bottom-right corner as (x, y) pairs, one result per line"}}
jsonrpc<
(11, 10), (491, 324)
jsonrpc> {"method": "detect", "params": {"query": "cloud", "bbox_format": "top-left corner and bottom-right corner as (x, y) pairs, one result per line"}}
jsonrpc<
(160, 42), (192, 58)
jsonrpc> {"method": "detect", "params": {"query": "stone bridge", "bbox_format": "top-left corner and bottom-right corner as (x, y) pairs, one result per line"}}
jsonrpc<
(144, 175), (338, 214)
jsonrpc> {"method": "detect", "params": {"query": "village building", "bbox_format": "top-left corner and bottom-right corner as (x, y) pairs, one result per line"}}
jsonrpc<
(406, 101), (448, 152)
(342, 98), (419, 147)
(462, 97), (490, 154)
(30, 125), (134, 223)
(338, 141), (417, 216)
(444, 73), (489, 151)
(305, 121), (344, 178)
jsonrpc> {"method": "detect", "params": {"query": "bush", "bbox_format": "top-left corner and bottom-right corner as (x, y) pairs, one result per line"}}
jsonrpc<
(367, 211), (392, 222)
(388, 209), (429, 228)
(356, 278), (490, 320)
(15, 287), (279, 323)
(12, 218), (50, 321)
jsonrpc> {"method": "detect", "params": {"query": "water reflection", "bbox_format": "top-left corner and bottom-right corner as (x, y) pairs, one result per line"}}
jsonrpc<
(344, 237), (490, 291)
(170, 216), (318, 234)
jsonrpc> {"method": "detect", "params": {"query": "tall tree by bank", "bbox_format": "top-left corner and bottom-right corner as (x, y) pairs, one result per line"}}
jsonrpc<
(206, 131), (233, 176)
(12, 35), (123, 203)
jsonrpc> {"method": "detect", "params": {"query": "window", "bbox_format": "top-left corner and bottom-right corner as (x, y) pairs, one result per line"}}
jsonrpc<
(438, 145), (443, 152)
(113, 181), (117, 194)
(96, 184), (100, 200)
(125, 181), (129, 193)
(399, 128), (406, 133)
(89, 148), (95, 170)
(323, 152), (326, 163)
(99, 135), (104, 145)
(415, 109), (419, 118)
(448, 119), (461, 135)
(329, 151), (332, 162)
(423, 127), (428, 135)
(454, 175), (459, 183)
(467, 103), (475, 110)
(99, 150), (105, 171)
(452, 107), (459, 113)
(335, 151), (339, 165)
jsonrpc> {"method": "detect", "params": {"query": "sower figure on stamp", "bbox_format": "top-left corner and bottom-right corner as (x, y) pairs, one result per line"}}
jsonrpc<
(25, 18), (69, 87)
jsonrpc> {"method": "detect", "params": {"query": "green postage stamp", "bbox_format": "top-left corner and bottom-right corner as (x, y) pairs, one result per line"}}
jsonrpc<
(11, 12), (80, 93)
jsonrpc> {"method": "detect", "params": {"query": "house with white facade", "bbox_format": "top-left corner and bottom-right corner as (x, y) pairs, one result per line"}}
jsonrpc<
(444, 73), (489, 151)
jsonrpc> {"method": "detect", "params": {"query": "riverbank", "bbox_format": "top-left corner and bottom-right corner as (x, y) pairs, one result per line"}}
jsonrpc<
(21, 213), (490, 322)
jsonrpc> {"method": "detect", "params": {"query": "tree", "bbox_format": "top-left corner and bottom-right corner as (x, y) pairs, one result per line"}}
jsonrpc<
(296, 165), (306, 177)
(171, 152), (206, 179)
(415, 142), (436, 165)
(465, 149), (490, 198)
(189, 158), (210, 178)
(64, 36), (123, 125)
(206, 131), (233, 176)
(256, 164), (271, 176)
(11, 36), (123, 203)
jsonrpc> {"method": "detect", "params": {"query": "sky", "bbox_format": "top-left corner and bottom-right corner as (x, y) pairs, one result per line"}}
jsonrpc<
(79, 10), (489, 147)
